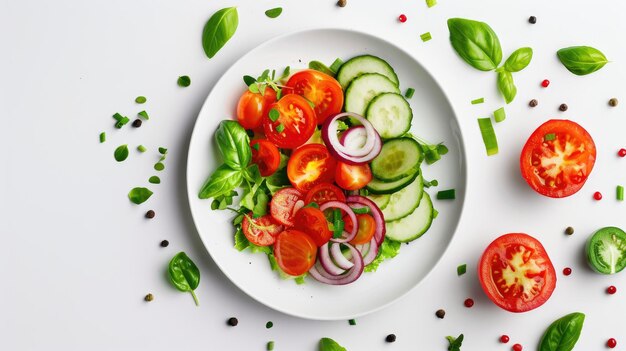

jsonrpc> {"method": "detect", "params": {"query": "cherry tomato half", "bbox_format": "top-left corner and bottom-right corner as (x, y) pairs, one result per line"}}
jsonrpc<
(262, 94), (316, 149)
(236, 88), (277, 130)
(335, 162), (372, 191)
(269, 187), (305, 227)
(304, 182), (346, 206)
(520, 119), (596, 198)
(285, 69), (344, 125)
(241, 213), (284, 246)
(344, 213), (377, 245)
(273, 229), (318, 276)
(478, 233), (557, 313)
(250, 139), (280, 177)
(287, 144), (337, 193)
(293, 207), (332, 247)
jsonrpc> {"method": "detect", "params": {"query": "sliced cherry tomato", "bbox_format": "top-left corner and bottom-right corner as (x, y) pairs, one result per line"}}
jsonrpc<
(478, 233), (557, 313)
(273, 229), (318, 276)
(250, 139), (280, 177)
(241, 213), (284, 246)
(293, 207), (332, 247)
(520, 119), (596, 198)
(304, 183), (346, 206)
(335, 161), (372, 191)
(285, 70), (344, 125)
(270, 187), (304, 227)
(287, 144), (337, 193)
(236, 88), (277, 130)
(343, 213), (376, 245)
(262, 94), (316, 149)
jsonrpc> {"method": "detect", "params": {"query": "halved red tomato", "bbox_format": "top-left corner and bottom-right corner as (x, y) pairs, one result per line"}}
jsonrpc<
(478, 233), (557, 313)
(287, 144), (337, 193)
(262, 94), (316, 149)
(520, 119), (596, 198)
(273, 229), (318, 276)
(304, 183), (346, 206)
(285, 70), (344, 124)
(236, 88), (277, 130)
(293, 207), (332, 247)
(269, 187), (304, 227)
(344, 213), (376, 245)
(250, 139), (280, 177)
(241, 213), (284, 246)
(335, 162), (372, 191)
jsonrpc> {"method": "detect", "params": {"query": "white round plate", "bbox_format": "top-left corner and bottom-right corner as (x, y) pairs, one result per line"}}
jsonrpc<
(187, 28), (467, 320)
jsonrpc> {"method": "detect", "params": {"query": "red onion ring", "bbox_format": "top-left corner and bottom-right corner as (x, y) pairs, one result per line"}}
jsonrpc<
(318, 243), (347, 275)
(325, 113), (375, 156)
(322, 113), (382, 165)
(340, 126), (367, 149)
(347, 196), (386, 246)
(330, 243), (354, 270)
(308, 243), (364, 285)
(356, 237), (379, 266)
(319, 201), (357, 243)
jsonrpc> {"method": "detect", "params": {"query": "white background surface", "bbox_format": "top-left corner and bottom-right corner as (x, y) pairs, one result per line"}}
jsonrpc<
(2, 0), (626, 350)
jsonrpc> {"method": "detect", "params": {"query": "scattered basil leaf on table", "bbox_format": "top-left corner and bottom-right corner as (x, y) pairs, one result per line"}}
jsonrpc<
(148, 176), (160, 184)
(446, 334), (464, 351)
(538, 312), (585, 351)
(557, 46), (608, 76)
(128, 187), (153, 204)
(215, 120), (251, 170)
(202, 7), (238, 59)
(177, 75), (191, 87)
(319, 337), (347, 351)
(114, 144), (129, 162)
(503, 47), (533, 72)
(265, 7), (283, 18)
(447, 18), (502, 71)
(168, 252), (201, 306)
(497, 70), (517, 104)
(198, 164), (244, 199)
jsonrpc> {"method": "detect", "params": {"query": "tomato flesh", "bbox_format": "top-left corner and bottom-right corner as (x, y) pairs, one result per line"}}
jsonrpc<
(344, 213), (376, 245)
(262, 94), (316, 149)
(293, 207), (332, 247)
(250, 139), (280, 177)
(304, 183), (346, 206)
(274, 229), (318, 276)
(335, 162), (372, 191)
(269, 187), (304, 227)
(520, 119), (596, 198)
(236, 89), (277, 130)
(285, 70), (344, 125)
(479, 233), (556, 312)
(287, 144), (337, 193)
(241, 213), (284, 246)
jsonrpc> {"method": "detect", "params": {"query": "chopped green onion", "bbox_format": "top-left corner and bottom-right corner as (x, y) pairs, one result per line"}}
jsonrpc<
(158, 147), (168, 155)
(420, 32), (432, 42)
(332, 209), (344, 238)
(149, 176), (161, 184)
(351, 207), (370, 214)
(618, 185), (624, 201)
(177, 75), (191, 87)
(329, 58), (344, 74)
(304, 202), (319, 209)
(266, 341), (275, 351)
(135, 96), (147, 104)
(471, 98), (485, 105)
(154, 162), (165, 171)
(544, 133), (556, 141)
(477, 118), (499, 156)
(405, 88), (415, 99)
(264, 7), (282, 18)
(113, 113), (130, 128)
(457, 264), (467, 276)
(253, 143), (260, 151)
(138, 110), (149, 120)
(432, 208), (439, 218)
(494, 107), (506, 123)
(348, 319), (357, 325)
(137, 145), (147, 152)
(426, 0), (437, 7)
(437, 189), (456, 200)
(99, 132), (106, 143)
(424, 179), (439, 188)
(276, 124), (285, 133)
(269, 108), (280, 122)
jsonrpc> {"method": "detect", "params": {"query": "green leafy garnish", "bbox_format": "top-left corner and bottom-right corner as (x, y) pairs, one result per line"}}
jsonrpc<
(446, 334), (464, 351)
(216, 120), (251, 170)
(149, 176), (161, 184)
(319, 337), (347, 351)
(168, 252), (201, 306)
(504, 47), (533, 72)
(365, 238), (401, 272)
(137, 145), (147, 152)
(497, 70), (516, 104)
(138, 110), (149, 120)
(243, 75), (256, 86)
(154, 162), (165, 171)
(135, 96), (147, 104)
(309, 60), (336, 76)
(477, 117), (498, 156)
(158, 147), (167, 154)
(426, 0), (437, 7)
(99, 132), (106, 143)
(269, 108), (280, 121)
(128, 187), (153, 204)
(538, 312), (584, 351)
(177, 76), (191, 87)
(264, 7), (282, 18)
(202, 7), (238, 59)
(114, 144), (129, 162)
(457, 264), (467, 276)
(557, 46), (608, 76)
(405, 132), (448, 165)
(113, 113), (130, 128)
(420, 32), (432, 42)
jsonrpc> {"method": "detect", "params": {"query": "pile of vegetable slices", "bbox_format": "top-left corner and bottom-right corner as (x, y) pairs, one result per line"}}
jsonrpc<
(199, 54), (446, 285)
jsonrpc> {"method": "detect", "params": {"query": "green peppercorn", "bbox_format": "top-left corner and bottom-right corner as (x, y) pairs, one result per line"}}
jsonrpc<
(144, 293), (154, 302)
(565, 227), (574, 235)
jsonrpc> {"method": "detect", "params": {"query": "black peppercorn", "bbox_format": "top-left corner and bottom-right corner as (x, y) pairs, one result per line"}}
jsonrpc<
(227, 317), (238, 326)
(559, 103), (568, 111)
(436, 309), (446, 319)
(132, 119), (142, 128)
(385, 334), (396, 343)
(565, 227), (574, 235)
(529, 99), (538, 107)
(160, 240), (169, 247)
(528, 16), (537, 24)
(145, 210), (155, 219)
(337, 0), (347, 7)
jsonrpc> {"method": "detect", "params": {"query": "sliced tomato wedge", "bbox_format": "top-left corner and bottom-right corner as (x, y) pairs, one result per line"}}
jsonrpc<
(250, 139), (280, 177)
(287, 144), (337, 193)
(478, 233), (557, 313)
(304, 182), (346, 206)
(520, 119), (596, 198)
(335, 161), (372, 191)
(285, 69), (344, 125)
(293, 206), (332, 247)
(262, 94), (317, 149)
(241, 213), (284, 246)
(273, 229), (318, 276)
(344, 213), (376, 245)
(269, 187), (304, 227)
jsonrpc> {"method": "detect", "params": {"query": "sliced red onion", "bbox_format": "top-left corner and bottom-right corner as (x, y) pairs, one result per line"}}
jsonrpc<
(347, 195), (386, 246)
(330, 243), (354, 270)
(340, 126), (367, 149)
(325, 113), (375, 156)
(318, 243), (347, 275)
(358, 237), (379, 266)
(319, 201), (357, 243)
(322, 112), (382, 165)
(308, 243), (364, 285)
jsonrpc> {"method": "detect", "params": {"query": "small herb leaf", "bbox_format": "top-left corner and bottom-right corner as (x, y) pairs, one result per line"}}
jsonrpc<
(168, 252), (201, 306)
(503, 47), (533, 72)
(198, 164), (244, 200)
(319, 337), (347, 351)
(243, 75), (256, 86)
(215, 120), (252, 170)
(557, 46), (608, 76)
(128, 187), (153, 204)
(202, 7), (238, 59)
(497, 70), (517, 104)
(177, 76), (191, 87)
(265, 7), (283, 18)
(539, 312), (585, 351)
(149, 176), (161, 184)
(114, 144), (129, 162)
(447, 18), (502, 71)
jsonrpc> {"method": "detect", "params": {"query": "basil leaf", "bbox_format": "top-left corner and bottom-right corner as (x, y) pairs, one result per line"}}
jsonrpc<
(128, 187), (153, 204)
(319, 337), (347, 351)
(202, 7), (238, 59)
(265, 7), (282, 18)
(504, 47), (533, 72)
(215, 120), (251, 170)
(447, 18), (502, 71)
(557, 46), (608, 76)
(539, 312), (585, 351)
(309, 60), (335, 76)
(198, 164), (243, 199)
(114, 144), (129, 162)
(234, 227), (250, 251)
(497, 70), (517, 104)
(243, 75), (256, 86)
(168, 252), (201, 306)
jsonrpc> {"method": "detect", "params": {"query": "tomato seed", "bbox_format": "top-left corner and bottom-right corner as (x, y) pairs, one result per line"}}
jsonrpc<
(541, 79), (550, 87)
(607, 285), (617, 294)
(563, 267), (572, 276)
(398, 14), (407, 22)
(500, 335), (510, 343)
(464, 298), (474, 308)
(512, 344), (523, 351)
(607, 338), (617, 348)
(594, 192), (603, 200)
(618, 148), (626, 157)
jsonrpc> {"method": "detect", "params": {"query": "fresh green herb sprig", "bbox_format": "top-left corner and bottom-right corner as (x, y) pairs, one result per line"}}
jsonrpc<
(319, 337), (347, 351)
(538, 312), (584, 351)
(202, 7), (238, 59)
(243, 66), (290, 98)
(405, 133), (448, 164)
(447, 18), (532, 104)
(168, 252), (201, 306)
(557, 46), (608, 76)
(309, 58), (344, 77)
(446, 334), (464, 351)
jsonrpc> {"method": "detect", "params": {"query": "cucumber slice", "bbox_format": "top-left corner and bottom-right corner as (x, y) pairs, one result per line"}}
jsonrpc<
(344, 73), (401, 118)
(385, 192), (434, 242)
(366, 93), (413, 139)
(367, 194), (391, 210)
(382, 174), (423, 221)
(366, 171), (419, 195)
(585, 226), (626, 274)
(371, 138), (422, 182)
(336, 55), (399, 90)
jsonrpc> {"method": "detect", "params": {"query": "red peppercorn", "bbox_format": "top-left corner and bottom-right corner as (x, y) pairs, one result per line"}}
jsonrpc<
(563, 267), (572, 276)
(500, 335), (510, 343)
(398, 14), (407, 22)
(618, 148), (626, 157)
(607, 338), (617, 348)
(607, 285), (617, 294)
(541, 79), (550, 87)
(513, 343), (523, 351)
(594, 192), (603, 200)
(464, 298), (474, 308)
